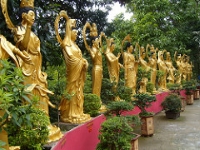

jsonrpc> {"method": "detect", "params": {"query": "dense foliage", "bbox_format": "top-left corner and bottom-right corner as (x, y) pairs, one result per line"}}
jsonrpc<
(0, 60), (49, 149)
(111, 0), (200, 76)
(133, 93), (156, 116)
(97, 116), (133, 150)
(161, 93), (182, 113)
(83, 93), (101, 117)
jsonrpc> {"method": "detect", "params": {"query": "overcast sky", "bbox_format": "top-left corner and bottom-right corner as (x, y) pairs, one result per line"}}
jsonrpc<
(107, 3), (132, 22)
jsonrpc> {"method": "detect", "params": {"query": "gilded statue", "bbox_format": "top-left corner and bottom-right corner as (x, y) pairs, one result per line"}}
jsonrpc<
(82, 22), (106, 112)
(148, 45), (157, 93)
(121, 35), (138, 95)
(82, 22), (103, 97)
(137, 43), (150, 93)
(157, 50), (168, 90)
(174, 51), (183, 84)
(185, 55), (193, 81)
(105, 38), (123, 86)
(55, 11), (91, 124)
(1, 0), (63, 143)
(164, 51), (176, 84)
(181, 54), (188, 81)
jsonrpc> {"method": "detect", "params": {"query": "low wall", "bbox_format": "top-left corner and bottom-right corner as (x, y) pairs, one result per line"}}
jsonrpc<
(52, 91), (185, 150)
(52, 115), (106, 150)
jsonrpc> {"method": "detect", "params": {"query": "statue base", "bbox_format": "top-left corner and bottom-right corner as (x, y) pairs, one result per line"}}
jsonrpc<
(54, 122), (79, 131)
(99, 104), (107, 113)
(47, 124), (63, 143)
(44, 122), (79, 150)
(60, 114), (91, 124)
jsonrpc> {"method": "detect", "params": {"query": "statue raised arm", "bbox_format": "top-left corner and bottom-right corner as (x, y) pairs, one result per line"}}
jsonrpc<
(82, 22), (103, 97)
(55, 11), (91, 124)
(1, 0), (63, 142)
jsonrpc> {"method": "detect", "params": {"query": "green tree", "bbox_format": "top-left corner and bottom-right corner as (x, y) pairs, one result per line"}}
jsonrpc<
(0, 0), (127, 67)
(126, 0), (200, 76)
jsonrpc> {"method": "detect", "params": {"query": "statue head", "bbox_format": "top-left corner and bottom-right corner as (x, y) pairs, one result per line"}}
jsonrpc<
(90, 23), (98, 37)
(166, 52), (171, 60)
(177, 54), (181, 60)
(140, 46), (146, 58)
(91, 36), (99, 48)
(105, 38), (115, 53)
(19, 0), (35, 23)
(158, 51), (164, 60)
(61, 18), (77, 47)
(125, 42), (133, 53)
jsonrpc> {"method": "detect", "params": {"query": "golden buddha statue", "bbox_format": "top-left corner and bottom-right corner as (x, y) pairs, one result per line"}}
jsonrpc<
(104, 38), (123, 100)
(181, 54), (188, 81)
(148, 45), (157, 93)
(185, 56), (193, 81)
(82, 22), (106, 112)
(121, 35), (138, 95)
(83, 22), (103, 97)
(165, 51), (176, 84)
(105, 38), (123, 86)
(55, 11), (91, 124)
(157, 50), (168, 90)
(174, 51), (183, 84)
(1, 0), (63, 143)
(137, 43), (150, 93)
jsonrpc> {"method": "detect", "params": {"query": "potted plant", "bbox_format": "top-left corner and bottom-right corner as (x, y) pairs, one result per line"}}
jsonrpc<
(167, 83), (186, 111)
(190, 79), (199, 100)
(132, 93), (156, 136)
(182, 80), (196, 105)
(97, 101), (140, 150)
(161, 93), (182, 119)
(167, 83), (181, 94)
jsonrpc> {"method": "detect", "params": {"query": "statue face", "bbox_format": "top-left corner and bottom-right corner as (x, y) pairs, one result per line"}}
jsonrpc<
(110, 43), (115, 52)
(129, 45), (133, 53)
(71, 29), (78, 41)
(26, 10), (35, 24)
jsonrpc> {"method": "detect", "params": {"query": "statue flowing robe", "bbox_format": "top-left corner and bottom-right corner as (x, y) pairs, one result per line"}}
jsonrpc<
(0, 35), (19, 66)
(105, 51), (120, 84)
(59, 43), (90, 123)
(123, 51), (137, 94)
(13, 26), (53, 115)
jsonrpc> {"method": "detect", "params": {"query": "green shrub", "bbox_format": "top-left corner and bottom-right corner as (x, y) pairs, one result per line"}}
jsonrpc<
(101, 78), (115, 103)
(161, 94), (182, 113)
(133, 93), (156, 116)
(116, 80), (132, 102)
(7, 105), (49, 150)
(106, 101), (133, 117)
(84, 93), (101, 117)
(146, 82), (154, 94)
(182, 80), (196, 95)
(0, 60), (49, 150)
(96, 116), (133, 150)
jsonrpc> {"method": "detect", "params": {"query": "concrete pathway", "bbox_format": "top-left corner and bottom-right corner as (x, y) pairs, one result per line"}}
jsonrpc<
(136, 99), (200, 150)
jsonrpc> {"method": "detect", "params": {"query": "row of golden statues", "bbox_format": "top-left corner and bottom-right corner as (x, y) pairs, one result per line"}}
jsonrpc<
(0, 0), (193, 148)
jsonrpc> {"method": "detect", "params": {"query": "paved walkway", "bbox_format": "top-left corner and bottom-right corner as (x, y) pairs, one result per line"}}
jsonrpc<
(136, 99), (200, 150)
